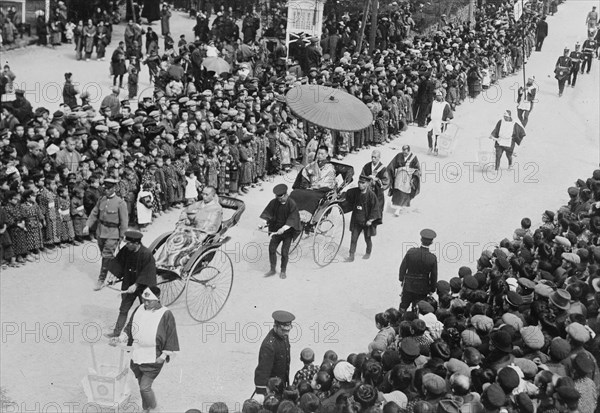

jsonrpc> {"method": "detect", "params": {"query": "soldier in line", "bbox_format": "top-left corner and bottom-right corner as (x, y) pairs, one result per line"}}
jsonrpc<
(253, 310), (295, 400)
(554, 47), (572, 97)
(398, 229), (438, 310)
(568, 43), (583, 88)
(84, 178), (129, 291)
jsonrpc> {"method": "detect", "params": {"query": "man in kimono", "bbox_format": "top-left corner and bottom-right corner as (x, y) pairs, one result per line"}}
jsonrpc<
(427, 89), (453, 155)
(260, 184), (301, 279)
(154, 186), (222, 269)
(289, 146), (336, 217)
(341, 175), (381, 262)
(387, 145), (421, 217)
(361, 150), (390, 219)
(105, 230), (157, 339)
(118, 286), (179, 412)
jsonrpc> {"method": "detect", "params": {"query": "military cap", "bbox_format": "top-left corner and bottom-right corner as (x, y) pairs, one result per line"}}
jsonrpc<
(273, 184), (288, 196)
(272, 310), (295, 324)
(420, 229), (437, 240)
(518, 277), (536, 290)
(103, 178), (118, 186)
(124, 230), (143, 242)
(505, 290), (523, 307)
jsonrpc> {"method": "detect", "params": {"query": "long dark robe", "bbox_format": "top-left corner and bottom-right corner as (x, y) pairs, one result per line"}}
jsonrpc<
(340, 187), (381, 236)
(387, 152), (420, 206)
(260, 198), (302, 234)
(361, 161), (390, 217)
(108, 245), (157, 290)
(141, 0), (161, 23)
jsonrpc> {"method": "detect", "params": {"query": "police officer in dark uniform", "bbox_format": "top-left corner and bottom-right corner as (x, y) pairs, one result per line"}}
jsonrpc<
(259, 184), (301, 280)
(569, 43), (583, 87)
(84, 178), (129, 291)
(254, 310), (294, 397)
(554, 47), (572, 97)
(398, 229), (438, 310)
(104, 230), (157, 340)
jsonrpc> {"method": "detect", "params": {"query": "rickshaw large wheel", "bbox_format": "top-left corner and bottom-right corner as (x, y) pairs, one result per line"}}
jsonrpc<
(151, 232), (185, 307)
(312, 203), (345, 267)
(185, 248), (234, 322)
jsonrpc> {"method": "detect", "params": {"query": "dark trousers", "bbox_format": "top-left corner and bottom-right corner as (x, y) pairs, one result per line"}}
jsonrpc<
(113, 74), (124, 87)
(557, 78), (568, 95)
(97, 237), (120, 281)
(581, 54), (592, 73)
(517, 109), (530, 127)
(415, 102), (430, 127)
(399, 290), (428, 310)
(114, 290), (143, 335)
(349, 225), (372, 255)
(495, 142), (515, 170)
(131, 362), (163, 410)
(570, 65), (580, 86)
(535, 36), (545, 51)
(268, 232), (294, 272)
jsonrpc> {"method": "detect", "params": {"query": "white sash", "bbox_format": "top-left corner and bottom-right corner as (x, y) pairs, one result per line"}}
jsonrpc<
(131, 306), (168, 364)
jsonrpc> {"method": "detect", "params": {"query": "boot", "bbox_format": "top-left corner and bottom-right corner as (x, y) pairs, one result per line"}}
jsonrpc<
(345, 253), (355, 262)
(264, 268), (276, 277)
(94, 257), (111, 291)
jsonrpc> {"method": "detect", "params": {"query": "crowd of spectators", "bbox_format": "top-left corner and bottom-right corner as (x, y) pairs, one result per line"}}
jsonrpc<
(185, 181), (600, 412)
(0, 0), (560, 269)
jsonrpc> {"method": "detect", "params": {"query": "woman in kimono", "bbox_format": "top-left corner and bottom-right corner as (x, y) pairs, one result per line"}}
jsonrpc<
(4, 191), (29, 264)
(83, 19), (97, 61)
(217, 145), (234, 196)
(38, 178), (61, 248)
(387, 145), (421, 217)
(238, 135), (254, 194)
(21, 190), (44, 258)
(205, 145), (220, 189)
(278, 126), (292, 172)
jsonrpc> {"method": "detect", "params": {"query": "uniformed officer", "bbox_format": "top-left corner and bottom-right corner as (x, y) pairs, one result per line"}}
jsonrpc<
(398, 229), (438, 310)
(259, 184), (301, 280)
(254, 310), (294, 398)
(581, 34), (597, 74)
(554, 47), (572, 97)
(84, 178), (129, 291)
(568, 43), (583, 87)
(104, 230), (157, 339)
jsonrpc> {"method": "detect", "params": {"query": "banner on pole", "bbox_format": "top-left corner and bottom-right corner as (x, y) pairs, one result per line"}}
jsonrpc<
(285, 0), (325, 54)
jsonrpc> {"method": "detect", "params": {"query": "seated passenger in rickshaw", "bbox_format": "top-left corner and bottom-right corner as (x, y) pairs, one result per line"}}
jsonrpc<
(155, 186), (223, 269)
(289, 146), (337, 216)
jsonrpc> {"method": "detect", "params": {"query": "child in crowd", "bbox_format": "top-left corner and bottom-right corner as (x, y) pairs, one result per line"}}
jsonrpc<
(513, 217), (533, 241)
(136, 182), (154, 231)
(21, 189), (44, 260)
(184, 169), (200, 204)
(217, 145), (234, 196)
(71, 187), (88, 243)
(0, 201), (15, 268)
(292, 348), (320, 386)
(57, 186), (77, 246)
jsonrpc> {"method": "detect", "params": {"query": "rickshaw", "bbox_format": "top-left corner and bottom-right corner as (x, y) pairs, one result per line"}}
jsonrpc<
(276, 161), (354, 267)
(146, 196), (245, 322)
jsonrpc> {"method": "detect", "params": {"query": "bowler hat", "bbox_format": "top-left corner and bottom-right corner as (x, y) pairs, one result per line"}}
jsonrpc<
(549, 289), (571, 310)
(491, 330), (513, 353)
